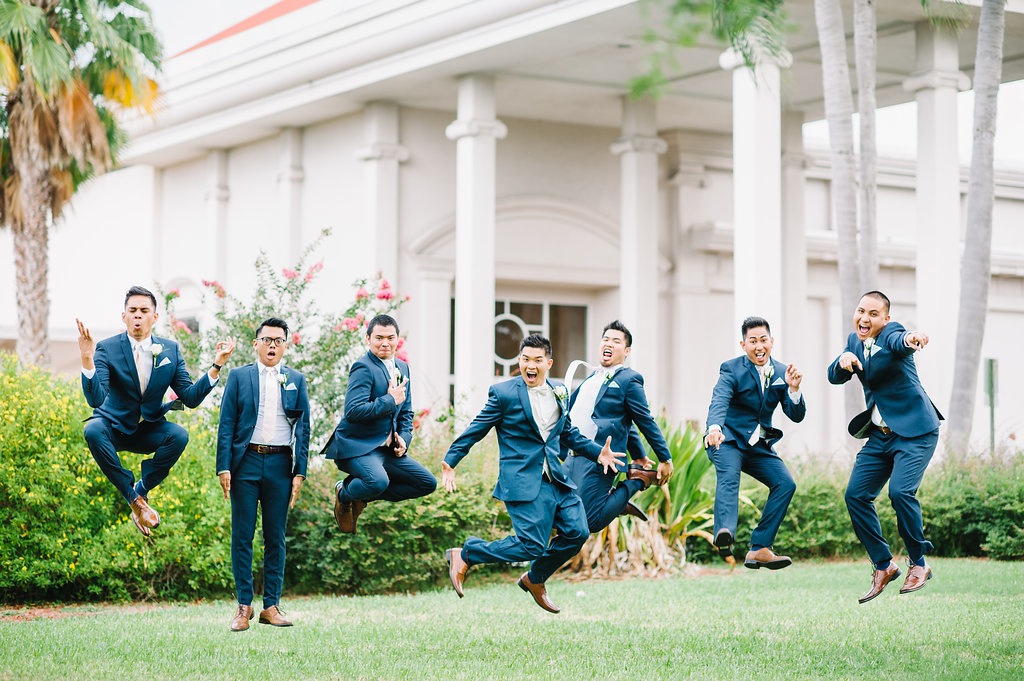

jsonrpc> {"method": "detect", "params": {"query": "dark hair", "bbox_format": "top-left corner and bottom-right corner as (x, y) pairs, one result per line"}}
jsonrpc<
(124, 285), (157, 310)
(366, 314), (400, 337)
(741, 316), (771, 338)
(519, 333), (552, 357)
(255, 317), (289, 339)
(861, 290), (891, 314)
(602, 320), (633, 347)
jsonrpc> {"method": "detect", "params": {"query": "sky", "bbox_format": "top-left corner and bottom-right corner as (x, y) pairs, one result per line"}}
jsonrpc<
(145, 0), (1024, 169)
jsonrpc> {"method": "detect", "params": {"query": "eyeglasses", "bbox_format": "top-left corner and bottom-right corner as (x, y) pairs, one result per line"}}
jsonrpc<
(257, 337), (288, 347)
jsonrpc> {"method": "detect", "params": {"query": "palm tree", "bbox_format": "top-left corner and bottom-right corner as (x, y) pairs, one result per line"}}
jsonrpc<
(0, 0), (161, 367)
(854, 0), (878, 291)
(948, 0), (1005, 453)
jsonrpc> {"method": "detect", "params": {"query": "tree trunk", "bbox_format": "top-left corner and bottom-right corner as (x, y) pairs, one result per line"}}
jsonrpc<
(815, 0), (863, 422)
(948, 0), (1005, 454)
(12, 181), (52, 368)
(854, 0), (878, 291)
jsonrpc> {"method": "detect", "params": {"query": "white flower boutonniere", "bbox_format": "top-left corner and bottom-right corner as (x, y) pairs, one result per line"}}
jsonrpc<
(150, 343), (163, 367)
(553, 385), (569, 402)
(863, 337), (874, 354)
(391, 367), (405, 385)
(277, 370), (288, 386)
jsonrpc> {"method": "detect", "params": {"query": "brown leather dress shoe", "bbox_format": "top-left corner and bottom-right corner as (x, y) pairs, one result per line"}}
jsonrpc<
(129, 496), (160, 536)
(333, 483), (355, 533)
(518, 572), (560, 614)
(620, 501), (648, 521)
(230, 604), (254, 632)
(899, 564), (933, 594)
(259, 605), (293, 627)
(744, 547), (792, 570)
(351, 499), (368, 532)
(445, 547), (469, 598)
(858, 561), (902, 603)
(626, 464), (658, 490)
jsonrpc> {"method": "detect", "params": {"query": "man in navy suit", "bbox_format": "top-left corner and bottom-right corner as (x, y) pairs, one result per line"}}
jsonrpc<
(704, 316), (805, 570)
(323, 314), (436, 533)
(441, 334), (626, 614)
(828, 291), (942, 603)
(564, 320), (673, 532)
(217, 317), (309, 631)
(78, 285), (235, 537)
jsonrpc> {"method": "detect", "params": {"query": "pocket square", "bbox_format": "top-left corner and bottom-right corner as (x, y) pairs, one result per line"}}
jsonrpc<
(771, 378), (786, 386)
(156, 357), (172, 368)
(608, 381), (620, 388)
(285, 383), (297, 391)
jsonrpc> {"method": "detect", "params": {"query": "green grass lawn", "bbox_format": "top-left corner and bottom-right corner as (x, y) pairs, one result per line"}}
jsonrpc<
(2, 559), (1022, 680)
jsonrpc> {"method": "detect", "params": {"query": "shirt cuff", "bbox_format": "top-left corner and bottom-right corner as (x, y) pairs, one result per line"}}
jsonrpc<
(707, 424), (722, 434)
(788, 389), (802, 402)
(207, 370), (219, 385)
(217, 470), (229, 476)
(82, 367), (95, 379)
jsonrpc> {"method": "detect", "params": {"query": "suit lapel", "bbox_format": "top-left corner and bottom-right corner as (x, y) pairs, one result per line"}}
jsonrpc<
(249, 364), (261, 413)
(516, 379), (543, 440)
(120, 333), (143, 394)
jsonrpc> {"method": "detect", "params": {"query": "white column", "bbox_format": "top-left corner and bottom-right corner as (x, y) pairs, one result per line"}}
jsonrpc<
(720, 49), (788, 336)
(611, 96), (666, 405)
(780, 111), (808, 357)
(904, 22), (969, 415)
(412, 267), (454, 413)
(277, 128), (305, 262)
(205, 150), (229, 281)
(445, 75), (507, 420)
(357, 102), (409, 285)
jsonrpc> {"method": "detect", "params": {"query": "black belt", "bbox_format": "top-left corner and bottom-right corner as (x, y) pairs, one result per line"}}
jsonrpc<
(247, 443), (292, 454)
(872, 425), (893, 436)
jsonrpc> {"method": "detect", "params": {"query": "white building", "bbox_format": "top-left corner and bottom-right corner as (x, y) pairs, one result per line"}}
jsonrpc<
(3, 0), (1024, 456)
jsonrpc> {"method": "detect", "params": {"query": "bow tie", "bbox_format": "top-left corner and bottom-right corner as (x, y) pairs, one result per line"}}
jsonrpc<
(529, 384), (551, 397)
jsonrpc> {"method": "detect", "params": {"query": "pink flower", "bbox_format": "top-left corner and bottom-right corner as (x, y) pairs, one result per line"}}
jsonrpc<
(396, 349), (408, 362)
(291, 332), (301, 346)
(202, 279), (226, 298)
(166, 289), (180, 301)
(380, 278), (391, 290)
(175, 320), (193, 335)
(333, 322), (344, 333)
(356, 312), (364, 323)
(396, 337), (405, 349)
(376, 289), (393, 300)
(304, 261), (324, 283)
(355, 287), (369, 300)
(404, 294), (411, 302)
(282, 268), (299, 280)
(343, 317), (361, 331)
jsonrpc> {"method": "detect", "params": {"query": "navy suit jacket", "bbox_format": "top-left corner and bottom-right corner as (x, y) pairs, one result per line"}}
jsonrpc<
(323, 351), (412, 461)
(82, 332), (213, 435)
(564, 367), (671, 470)
(827, 321), (943, 438)
(705, 356), (806, 451)
(444, 377), (605, 503)
(216, 363), (310, 478)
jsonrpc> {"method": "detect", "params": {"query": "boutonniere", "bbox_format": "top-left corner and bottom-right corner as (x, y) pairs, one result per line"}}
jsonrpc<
(863, 337), (875, 355)
(391, 367), (405, 385)
(277, 370), (288, 386)
(150, 343), (163, 367)
(603, 371), (615, 383)
(553, 385), (569, 402)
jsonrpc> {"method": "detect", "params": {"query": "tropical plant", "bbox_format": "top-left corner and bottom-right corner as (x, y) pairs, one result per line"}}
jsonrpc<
(948, 0), (1005, 453)
(0, 0), (161, 368)
(567, 418), (758, 576)
(161, 229), (408, 446)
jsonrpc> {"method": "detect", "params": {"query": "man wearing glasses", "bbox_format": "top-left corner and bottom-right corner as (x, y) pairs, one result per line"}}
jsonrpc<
(217, 318), (310, 630)
(322, 314), (436, 533)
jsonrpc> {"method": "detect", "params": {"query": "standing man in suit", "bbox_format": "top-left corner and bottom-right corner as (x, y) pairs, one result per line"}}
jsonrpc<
(565, 320), (673, 532)
(323, 314), (436, 533)
(704, 316), (805, 570)
(441, 334), (626, 614)
(78, 285), (235, 537)
(828, 291), (942, 603)
(217, 317), (310, 631)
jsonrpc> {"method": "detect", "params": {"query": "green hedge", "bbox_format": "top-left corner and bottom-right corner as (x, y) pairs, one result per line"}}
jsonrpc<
(2, 355), (1022, 602)
(686, 457), (1024, 563)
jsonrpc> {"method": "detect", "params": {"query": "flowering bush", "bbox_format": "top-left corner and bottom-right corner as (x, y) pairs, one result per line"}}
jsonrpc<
(161, 230), (406, 445)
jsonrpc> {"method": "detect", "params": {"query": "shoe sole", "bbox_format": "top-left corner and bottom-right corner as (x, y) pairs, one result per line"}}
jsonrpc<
(744, 558), (792, 570)
(714, 531), (733, 559)
(445, 549), (464, 598)
(259, 620), (293, 627)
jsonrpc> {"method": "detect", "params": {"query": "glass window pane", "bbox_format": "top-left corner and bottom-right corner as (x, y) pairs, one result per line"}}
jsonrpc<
(495, 318), (524, 361)
(511, 302), (543, 325)
(549, 304), (587, 379)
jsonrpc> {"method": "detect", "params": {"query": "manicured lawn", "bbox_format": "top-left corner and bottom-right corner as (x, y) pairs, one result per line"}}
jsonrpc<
(2, 559), (1022, 680)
